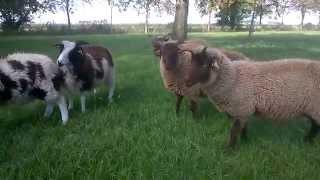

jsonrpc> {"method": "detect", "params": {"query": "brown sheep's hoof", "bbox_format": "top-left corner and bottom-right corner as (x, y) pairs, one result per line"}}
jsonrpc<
(223, 144), (238, 154)
(304, 136), (315, 144)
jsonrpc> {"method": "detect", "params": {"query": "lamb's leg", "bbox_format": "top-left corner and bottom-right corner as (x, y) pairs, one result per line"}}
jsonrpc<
(107, 69), (115, 103)
(304, 118), (320, 143)
(68, 98), (73, 110)
(44, 103), (54, 118)
(57, 96), (69, 125)
(80, 94), (86, 113)
(189, 100), (198, 118)
(175, 94), (184, 115)
(228, 118), (246, 148)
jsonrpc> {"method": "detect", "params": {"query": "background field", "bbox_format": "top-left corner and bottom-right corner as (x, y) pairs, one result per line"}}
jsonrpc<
(0, 32), (320, 179)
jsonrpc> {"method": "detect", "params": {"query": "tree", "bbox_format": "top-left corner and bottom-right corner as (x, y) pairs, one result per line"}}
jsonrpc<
(273, 0), (291, 25)
(108, 0), (113, 33)
(196, 0), (218, 32)
(117, 0), (174, 34)
(256, 0), (274, 25)
(50, 0), (92, 30)
(290, 0), (319, 30)
(173, 0), (189, 42)
(0, 0), (44, 32)
(216, 0), (251, 30)
(249, 0), (257, 37)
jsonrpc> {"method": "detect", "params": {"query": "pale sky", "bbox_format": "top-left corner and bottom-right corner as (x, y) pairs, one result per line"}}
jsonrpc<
(34, 0), (319, 25)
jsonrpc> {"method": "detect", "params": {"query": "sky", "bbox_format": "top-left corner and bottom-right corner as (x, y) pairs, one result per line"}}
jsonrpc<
(34, 0), (319, 25)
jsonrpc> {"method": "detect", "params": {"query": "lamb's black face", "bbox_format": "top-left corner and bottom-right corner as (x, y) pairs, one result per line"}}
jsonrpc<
(56, 41), (86, 67)
(57, 41), (77, 67)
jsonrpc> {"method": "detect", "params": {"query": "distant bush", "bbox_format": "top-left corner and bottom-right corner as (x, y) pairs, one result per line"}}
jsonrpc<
(0, 22), (319, 36)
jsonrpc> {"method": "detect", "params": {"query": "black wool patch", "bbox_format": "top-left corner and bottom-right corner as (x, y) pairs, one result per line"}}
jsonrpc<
(52, 69), (65, 91)
(26, 61), (46, 83)
(8, 60), (25, 70)
(19, 79), (28, 93)
(0, 71), (18, 101)
(29, 88), (47, 100)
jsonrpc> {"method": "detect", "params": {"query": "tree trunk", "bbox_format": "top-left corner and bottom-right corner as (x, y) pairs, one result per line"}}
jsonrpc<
(259, 5), (263, 25)
(300, 6), (306, 31)
(318, 12), (320, 28)
(281, 13), (284, 25)
(144, 3), (150, 34)
(66, 0), (71, 30)
(110, 1), (113, 33)
(207, 9), (212, 32)
(249, 0), (257, 38)
(173, 0), (189, 42)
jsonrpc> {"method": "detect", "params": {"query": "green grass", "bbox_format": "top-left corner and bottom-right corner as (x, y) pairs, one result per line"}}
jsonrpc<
(0, 31), (320, 179)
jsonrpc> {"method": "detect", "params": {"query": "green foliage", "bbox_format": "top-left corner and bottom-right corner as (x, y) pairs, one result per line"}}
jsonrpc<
(0, 32), (320, 178)
(216, 0), (252, 30)
(0, 0), (43, 32)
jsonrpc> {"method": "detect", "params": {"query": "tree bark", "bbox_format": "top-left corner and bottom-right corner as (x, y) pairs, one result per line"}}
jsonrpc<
(173, 0), (189, 42)
(318, 12), (320, 28)
(110, 1), (113, 33)
(66, 0), (71, 30)
(249, 0), (257, 38)
(300, 6), (306, 30)
(207, 9), (212, 32)
(259, 4), (263, 25)
(144, 2), (150, 34)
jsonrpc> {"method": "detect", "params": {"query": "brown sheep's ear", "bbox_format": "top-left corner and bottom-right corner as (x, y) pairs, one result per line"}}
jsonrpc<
(151, 39), (162, 57)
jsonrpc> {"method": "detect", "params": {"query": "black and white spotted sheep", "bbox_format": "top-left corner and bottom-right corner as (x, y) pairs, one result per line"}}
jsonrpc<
(0, 53), (69, 124)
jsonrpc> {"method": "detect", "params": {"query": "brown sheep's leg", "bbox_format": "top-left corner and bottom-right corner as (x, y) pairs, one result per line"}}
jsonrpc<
(241, 124), (248, 141)
(190, 100), (198, 118)
(304, 119), (320, 143)
(175, 94), (184, 115)
(228, 118), (246, 148)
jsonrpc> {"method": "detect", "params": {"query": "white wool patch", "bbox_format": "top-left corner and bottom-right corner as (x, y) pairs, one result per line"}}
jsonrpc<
(57, 41), (76, 65)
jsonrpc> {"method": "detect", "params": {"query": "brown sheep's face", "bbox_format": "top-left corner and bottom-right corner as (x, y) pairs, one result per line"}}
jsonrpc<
(160, 42), (179, 70)
(151, 35), (170, 57)
(184, 47), (219, 87)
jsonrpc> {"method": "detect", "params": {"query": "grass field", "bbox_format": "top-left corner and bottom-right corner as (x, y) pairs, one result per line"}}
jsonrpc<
(0, 31), (320, 179)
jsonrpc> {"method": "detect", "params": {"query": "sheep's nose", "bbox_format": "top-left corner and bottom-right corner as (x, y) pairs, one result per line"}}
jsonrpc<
(58, 62), (63, 67)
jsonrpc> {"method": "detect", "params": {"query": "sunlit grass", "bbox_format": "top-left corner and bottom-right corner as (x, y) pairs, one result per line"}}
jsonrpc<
(0, 31), (320, 179)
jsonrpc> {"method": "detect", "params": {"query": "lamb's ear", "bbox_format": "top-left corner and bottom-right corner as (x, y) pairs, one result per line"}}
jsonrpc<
(54, 43), (63, 48)
(76, 46), (85, 56)
(151, 38), (162, 57)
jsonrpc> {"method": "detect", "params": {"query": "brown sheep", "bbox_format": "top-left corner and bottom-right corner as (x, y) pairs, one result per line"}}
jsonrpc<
(181, 46), (320, 148)
(151, 37), (249, 117)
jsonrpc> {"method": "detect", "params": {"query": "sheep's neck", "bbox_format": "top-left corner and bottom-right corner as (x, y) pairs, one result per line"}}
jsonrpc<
(203, 60), (236, 105)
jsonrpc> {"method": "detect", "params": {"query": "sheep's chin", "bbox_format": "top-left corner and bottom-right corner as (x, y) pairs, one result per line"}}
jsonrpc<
(203, 71), (218, 86)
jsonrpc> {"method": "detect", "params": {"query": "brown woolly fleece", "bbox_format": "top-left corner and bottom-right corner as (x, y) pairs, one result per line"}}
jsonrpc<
(152, 39), (249, 116)
(184, 47), (320, 147)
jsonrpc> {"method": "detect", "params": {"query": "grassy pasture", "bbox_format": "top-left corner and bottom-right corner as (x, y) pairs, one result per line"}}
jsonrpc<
(0, 32), (320, 179)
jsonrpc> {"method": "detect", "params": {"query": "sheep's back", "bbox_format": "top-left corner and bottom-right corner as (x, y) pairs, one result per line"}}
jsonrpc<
(234, 59), (320, 120)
